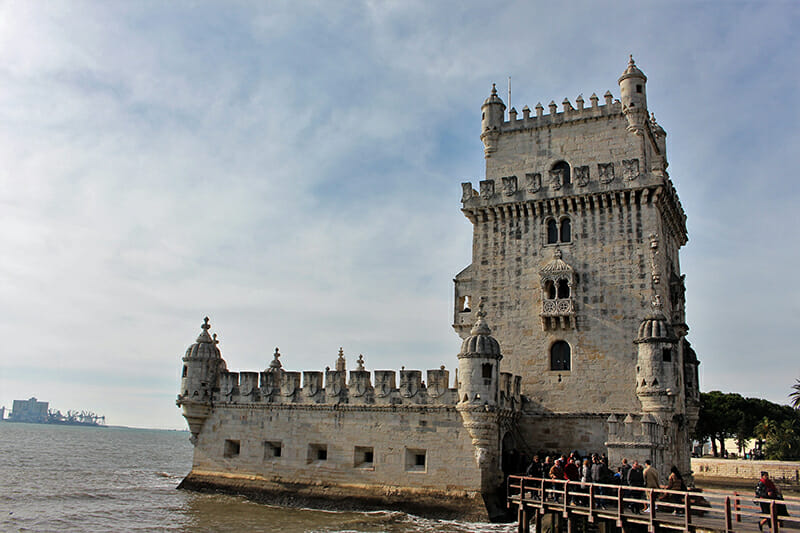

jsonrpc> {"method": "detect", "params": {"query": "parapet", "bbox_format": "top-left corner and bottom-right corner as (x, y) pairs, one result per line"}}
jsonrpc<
(215, 364), (464, 407)
(500, 91), (622, 135)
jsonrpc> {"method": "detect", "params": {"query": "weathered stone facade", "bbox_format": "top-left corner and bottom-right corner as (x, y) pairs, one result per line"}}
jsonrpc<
(454, 57), (699, 481)
(176, 58), (699, 518)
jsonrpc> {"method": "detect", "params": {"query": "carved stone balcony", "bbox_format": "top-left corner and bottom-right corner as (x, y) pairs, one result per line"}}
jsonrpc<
(540, 298), (575, 331)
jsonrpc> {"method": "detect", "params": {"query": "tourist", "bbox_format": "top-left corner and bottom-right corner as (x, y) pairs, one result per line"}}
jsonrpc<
(627, 460), (645, 513)
(756, 471), (787, 531)
(661, 465), (687, 513)
(642, 460), (660, 512)
(525, 454), (543, 479)
(549, 458), (565, 502)
(620, 457), (631, 481)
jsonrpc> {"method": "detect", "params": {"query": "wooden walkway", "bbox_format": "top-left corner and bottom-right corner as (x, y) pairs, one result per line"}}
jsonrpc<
(507, 475), (800, 532)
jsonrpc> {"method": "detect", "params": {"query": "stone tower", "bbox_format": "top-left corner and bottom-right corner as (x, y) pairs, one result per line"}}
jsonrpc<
(454, 58), (699, 479)
(176, 317), (226, 442)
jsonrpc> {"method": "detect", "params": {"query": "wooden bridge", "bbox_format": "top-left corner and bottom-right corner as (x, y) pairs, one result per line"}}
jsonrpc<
(507, 475), (800, 532)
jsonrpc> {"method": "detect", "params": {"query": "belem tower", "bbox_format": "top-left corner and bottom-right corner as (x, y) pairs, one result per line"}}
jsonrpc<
(176, 57), (700, 521)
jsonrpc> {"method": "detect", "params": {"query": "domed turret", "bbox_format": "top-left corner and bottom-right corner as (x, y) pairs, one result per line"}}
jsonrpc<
(480, 84), (505, 158)
(618, 55), (648, 132)
(634, 297), (678, 413)
(177, 317), (227, 443)
(458, 299), (502, 405)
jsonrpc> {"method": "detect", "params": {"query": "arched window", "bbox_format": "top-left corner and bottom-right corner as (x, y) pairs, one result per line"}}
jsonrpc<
(560, 218), (571, 243)
(545, 217), (572, 245)
(547, 219), (559, 244)
(550, 341), (571, 371)
(544, 280), (556, 300)
(552, 161), (571, 187)
(557, 279), (570, 299)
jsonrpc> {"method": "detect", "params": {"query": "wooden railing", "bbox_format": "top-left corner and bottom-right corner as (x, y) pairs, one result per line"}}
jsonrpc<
(507, 475), (800, 532)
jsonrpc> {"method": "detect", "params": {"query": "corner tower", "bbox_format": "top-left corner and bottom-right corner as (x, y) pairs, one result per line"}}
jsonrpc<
(454, 58), (698, 474)
(176, 317), (227, 442)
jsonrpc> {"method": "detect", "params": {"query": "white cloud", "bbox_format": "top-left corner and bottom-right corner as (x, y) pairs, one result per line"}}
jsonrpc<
(1, 1), (798, 427)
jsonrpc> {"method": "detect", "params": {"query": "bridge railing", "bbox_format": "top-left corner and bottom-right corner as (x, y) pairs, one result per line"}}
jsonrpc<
(507, 475), (800, 531)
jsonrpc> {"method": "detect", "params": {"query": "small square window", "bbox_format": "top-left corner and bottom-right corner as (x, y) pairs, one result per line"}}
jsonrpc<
(307, 443), (327, 463)
(405, 448), (427, 472)
(224, 439), (240, 458)
(264, 440), (282, 459)
(354, 446), (374, 468)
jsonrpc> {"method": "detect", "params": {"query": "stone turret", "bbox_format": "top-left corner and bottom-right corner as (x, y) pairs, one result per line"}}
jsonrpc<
(177, 317), (227, 442)
(618, 55), (648, 133)
(634, 298), (679, 415)
(457, 298), (502, 406)
(456, 299), (504, 497)
(480, 84), (505, 158)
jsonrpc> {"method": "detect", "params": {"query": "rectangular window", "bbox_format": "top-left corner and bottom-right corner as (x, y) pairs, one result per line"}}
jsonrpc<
(405, 448), (427, 473)
(264, 440), (282, 459)
(307, 443), (327, 463)
(662, 348), (672, 362)
(224, 439), (240, 458)
(354, 446), (374, 468)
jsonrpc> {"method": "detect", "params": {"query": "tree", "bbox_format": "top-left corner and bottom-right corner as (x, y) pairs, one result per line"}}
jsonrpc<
(790, 378), (800, 409)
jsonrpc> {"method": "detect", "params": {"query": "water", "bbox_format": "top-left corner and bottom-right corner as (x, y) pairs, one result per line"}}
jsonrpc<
(0, 423), (515, 532)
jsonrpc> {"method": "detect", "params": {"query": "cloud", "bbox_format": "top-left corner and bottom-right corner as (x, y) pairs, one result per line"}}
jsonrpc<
(1, 1), (798, 427)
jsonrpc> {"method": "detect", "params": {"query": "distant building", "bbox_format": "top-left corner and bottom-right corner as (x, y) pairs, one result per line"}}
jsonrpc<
(176, 57), (699, 520)
(11, 397), (49, 423)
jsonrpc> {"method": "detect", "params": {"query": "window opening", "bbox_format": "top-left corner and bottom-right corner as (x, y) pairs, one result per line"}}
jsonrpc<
(182, 366), (188, 378)
(550, 341), (571, 371)
(545, 280), (556, 299)
(547, 219), (559, 244)
(264, 441), (282, 459)
(482, 363), (492, 379)
(307, 443), (328, 463)
(560, 218), (571, 242)
(405, 448), (427, 472)
(354, 446), (374, 467)
(224, 439), (240, 458)
(552, 161), (571, 187)
(662, 347), (672, 362)
(556, 279), (570, 299)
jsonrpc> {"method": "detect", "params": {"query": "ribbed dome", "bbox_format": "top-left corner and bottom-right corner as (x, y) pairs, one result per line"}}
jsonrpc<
(635, 299), (676, 343)
(541, 248), (573, 274)
(619, 55), (647, 83)
(459, 302), (502, 358)
(483, 83), (505, 107)
(184, 317), (223, 360)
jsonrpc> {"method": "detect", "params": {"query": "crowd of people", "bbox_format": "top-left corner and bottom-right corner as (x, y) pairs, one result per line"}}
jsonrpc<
(513, 451), (687, 514)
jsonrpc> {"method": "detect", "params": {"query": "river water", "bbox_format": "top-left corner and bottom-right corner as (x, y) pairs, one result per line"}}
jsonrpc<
(0, 423), (515, 532)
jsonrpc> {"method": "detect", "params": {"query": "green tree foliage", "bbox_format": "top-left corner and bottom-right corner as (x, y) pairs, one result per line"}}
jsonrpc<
(695, 391), (800, 459)
(790, 379), (800, 410)
(755, 417), (800, 460)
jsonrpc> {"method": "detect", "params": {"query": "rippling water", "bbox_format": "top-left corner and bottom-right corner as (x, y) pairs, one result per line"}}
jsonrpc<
(0, 423), (515, 532)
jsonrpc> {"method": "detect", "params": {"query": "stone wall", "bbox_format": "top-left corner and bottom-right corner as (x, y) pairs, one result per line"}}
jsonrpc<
(185, 402), (497, 517)
(693, 458), (800, 484)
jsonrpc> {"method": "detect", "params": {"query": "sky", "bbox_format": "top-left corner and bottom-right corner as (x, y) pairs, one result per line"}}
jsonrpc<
(1, 1), (798, 429)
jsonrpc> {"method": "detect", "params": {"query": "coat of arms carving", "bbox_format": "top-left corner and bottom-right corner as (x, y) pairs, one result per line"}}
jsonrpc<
(598, 162), (615, 184)
(549, 168), (563, 190)
(502, 175), (517, 196)
(461, 182), (476, 202)
(525, 172), (542, 193)
(622, 158), (640, 181)
(575, 165), (589, 187)
(479, 179), (495, 199)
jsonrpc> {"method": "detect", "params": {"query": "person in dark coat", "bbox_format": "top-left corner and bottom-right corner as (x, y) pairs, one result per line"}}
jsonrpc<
(627, 460), (645, 513)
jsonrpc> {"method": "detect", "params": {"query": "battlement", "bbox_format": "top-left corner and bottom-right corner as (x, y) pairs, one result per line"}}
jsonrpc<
(503, 91), (622, 133)
(209, 364), (522, 410)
